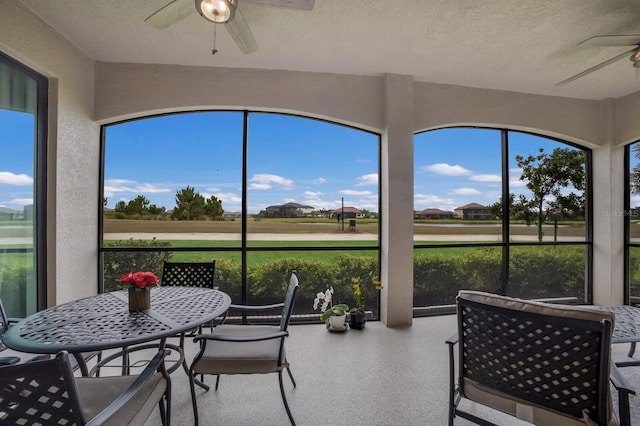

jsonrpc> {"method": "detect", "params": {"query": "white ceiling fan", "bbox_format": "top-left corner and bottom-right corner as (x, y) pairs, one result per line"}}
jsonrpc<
(145, 0), (315, 54)
(557, 34), (640, 86)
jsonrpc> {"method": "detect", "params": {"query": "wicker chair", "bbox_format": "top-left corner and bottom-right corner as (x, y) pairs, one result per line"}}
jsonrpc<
(447, 290), (635, 426)
(0, 348), (171, 425)
(188, 270), (299, 426)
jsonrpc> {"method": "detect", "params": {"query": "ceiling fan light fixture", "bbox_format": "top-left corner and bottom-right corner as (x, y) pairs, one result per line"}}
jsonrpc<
(629, 49), (640, 63)
(196, 0), (236, 24)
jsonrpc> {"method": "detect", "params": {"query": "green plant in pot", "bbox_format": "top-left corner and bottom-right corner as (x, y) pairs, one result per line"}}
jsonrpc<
(349, 274), (383, 330)
(313, 287), (349, 331)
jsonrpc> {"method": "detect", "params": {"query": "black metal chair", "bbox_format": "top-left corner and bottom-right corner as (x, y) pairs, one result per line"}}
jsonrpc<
(161, 260), (216, 289)
(189, 270), (299, 426)
(161, 260), (218, 341)
(447, 290), (636, 426)
(0, 348), (171, 425)
(0, 298), (49, 366)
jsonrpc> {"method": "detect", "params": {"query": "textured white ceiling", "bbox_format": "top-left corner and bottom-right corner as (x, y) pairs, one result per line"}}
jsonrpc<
(18, 0), (640, 100)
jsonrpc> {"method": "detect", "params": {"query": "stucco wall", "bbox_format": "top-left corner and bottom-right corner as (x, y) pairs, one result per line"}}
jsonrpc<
(0, 2), (99, 305)
(94, 62), (384, 131)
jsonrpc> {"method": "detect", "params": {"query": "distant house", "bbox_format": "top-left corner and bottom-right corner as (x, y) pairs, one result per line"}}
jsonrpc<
(222, 211), (242, 219)
(453, 203), (494, 220)
(23, 205), (33, 220)
(0, 206), (20, 220)
(415, 208), (454, 219)
(330, 206), (364, 219)
(264, 202), (314, 217)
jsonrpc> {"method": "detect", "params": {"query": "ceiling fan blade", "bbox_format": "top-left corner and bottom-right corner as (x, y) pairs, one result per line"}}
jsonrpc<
(242, 0), (314, 10)
(556, 47), (638, 86)
(577, 34), (640, 47)
(636, 67), (640, 80)
(225, 7), (258, 54)
(145, 0), (193, 29)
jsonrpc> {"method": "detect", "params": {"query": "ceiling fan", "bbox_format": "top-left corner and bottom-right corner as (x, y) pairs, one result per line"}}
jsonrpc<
(145, 0), (315, 54)
(557, 34), (640, 86)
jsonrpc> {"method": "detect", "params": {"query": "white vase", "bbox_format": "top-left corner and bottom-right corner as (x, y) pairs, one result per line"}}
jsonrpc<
(329, 314), (346, 330)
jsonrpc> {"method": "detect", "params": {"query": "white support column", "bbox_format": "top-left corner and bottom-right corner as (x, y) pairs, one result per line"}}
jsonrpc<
(380, 74), (414, 326)
(592, 99), (626, 306)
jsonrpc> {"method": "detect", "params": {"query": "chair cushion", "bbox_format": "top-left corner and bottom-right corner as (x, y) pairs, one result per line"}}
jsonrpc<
(458, 291), (617, 426)
(193, 324), (284, 375)
(76, 373), (166, 426)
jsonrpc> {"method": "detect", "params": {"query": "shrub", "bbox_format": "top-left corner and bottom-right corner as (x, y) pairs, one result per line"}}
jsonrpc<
(102, 239), (171, 292)
(249, 258), (333, 304)
(213, 258), (242, 302)
(414, 254), (464, 305)
(331, 256), (378, 308)
(0, 264), (28, 317)
(509, 246), (584, 299)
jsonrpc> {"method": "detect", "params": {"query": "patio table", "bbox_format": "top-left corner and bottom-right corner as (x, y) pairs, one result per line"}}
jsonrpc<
(2, 286), (231, 376)
(599, 305), (640, 367)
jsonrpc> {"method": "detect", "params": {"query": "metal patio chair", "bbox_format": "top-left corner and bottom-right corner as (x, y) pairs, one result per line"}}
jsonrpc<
(188, 270), (299, 426)
(447, 290), (635, 426)
(0, 298), (49, 366)
(0, 348), (171, 425)
(160, 260), (218, 340)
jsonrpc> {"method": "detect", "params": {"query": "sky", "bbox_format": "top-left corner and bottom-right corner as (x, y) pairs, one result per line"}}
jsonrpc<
(104, 112), (379, 214)
(1, 109), (600, 215)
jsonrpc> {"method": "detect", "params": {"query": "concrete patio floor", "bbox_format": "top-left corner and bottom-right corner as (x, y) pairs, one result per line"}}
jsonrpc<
(119, 314), (640, 426)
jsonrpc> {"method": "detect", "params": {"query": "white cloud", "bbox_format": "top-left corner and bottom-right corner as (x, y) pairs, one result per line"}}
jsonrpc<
(313, 177), (327, 184)
(248, 174), (294, 190)
(340, 189), (372, 196)
(509, 178), (527, 187)
(304, 191), (323, 197)
(133, 184), (171, 193)
(414, 193), (457, 210)
(355, 173), (378, 186)
(218, 192), (242, 204)
(470, 174), (501, 182)
(421, 163), (471, 176)
(104, 179), (171, 197)
(0, 171), (33, 185)
(10, 198), (33, 206)
(248, 183), (271, 190)
(106, 178), (136, 185)
(452, 188), (481, 195)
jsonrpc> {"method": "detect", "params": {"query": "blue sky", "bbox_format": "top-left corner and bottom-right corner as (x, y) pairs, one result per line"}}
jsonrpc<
(0, 110), (34, 210)
(104, 112), (379, 214)
(1, 109), (594, 215)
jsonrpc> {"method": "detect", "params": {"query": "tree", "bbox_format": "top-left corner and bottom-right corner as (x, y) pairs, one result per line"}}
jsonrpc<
(172, 186), (205, 220)
(148, 204), (166, 216)
(114, 200), (127, 212)
(631, 143), (640, 194)
(204, 195), (224, 220)
(514, 147), (585, 241)
(125, 195), (150, 215)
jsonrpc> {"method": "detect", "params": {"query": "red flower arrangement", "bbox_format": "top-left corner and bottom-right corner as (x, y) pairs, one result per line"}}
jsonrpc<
(120, 271), (159, 290)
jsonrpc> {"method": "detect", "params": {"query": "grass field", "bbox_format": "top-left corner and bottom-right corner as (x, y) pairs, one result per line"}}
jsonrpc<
(100, 218), (592, 237)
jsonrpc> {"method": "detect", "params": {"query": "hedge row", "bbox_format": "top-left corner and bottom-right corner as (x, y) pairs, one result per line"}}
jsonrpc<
(102, 242), (631, 309)
(4, 242), (636, 319)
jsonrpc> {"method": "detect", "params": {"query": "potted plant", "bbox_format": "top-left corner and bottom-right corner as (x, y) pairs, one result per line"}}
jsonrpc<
(313, 287), (349, 331)
(349, 274), (382, 330)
